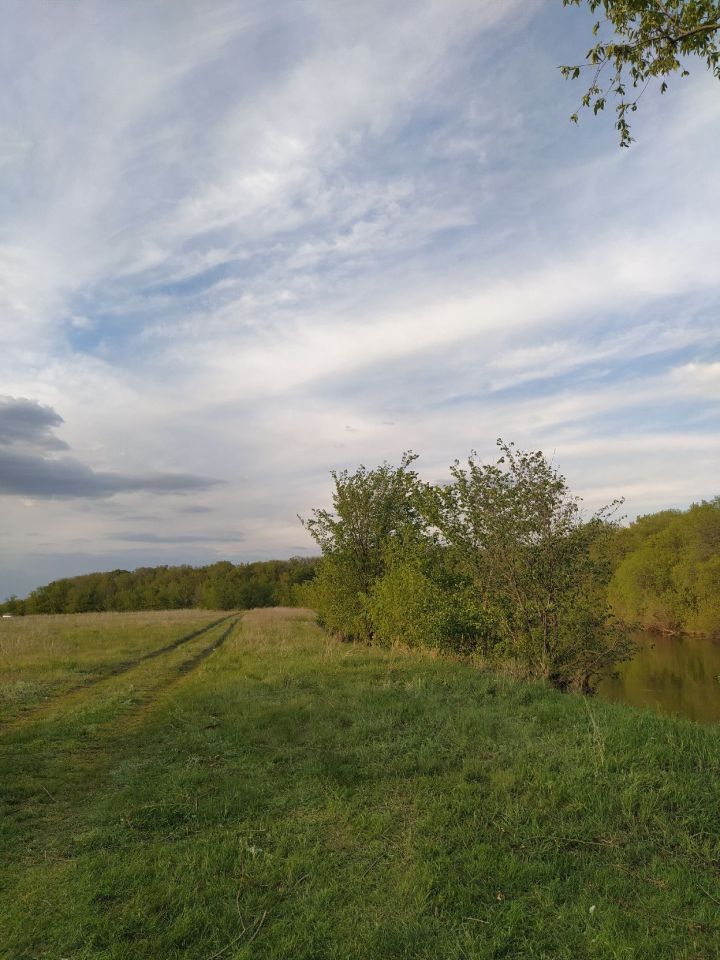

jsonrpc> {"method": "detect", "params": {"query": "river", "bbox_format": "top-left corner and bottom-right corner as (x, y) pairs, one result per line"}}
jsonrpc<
(598, 630), (720, 724)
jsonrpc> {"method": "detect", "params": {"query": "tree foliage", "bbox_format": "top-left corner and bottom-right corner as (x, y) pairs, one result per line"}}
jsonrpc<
(561, 0), (720, 145)
(608, 497), (720, 634)
(366, 531), (494, 655)
(300, 453), (421, 640)
(0, 557), (319, 616)
(426, 442), (631, 690)
(305, 441), (634, 693)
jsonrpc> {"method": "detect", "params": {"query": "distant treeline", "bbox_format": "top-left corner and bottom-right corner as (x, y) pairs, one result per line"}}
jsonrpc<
(0, 558), (319, 616)
(608, 498), (720, 636)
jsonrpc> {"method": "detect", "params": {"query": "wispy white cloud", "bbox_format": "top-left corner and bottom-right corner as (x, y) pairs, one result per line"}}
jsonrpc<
(0, 0), (718, 596)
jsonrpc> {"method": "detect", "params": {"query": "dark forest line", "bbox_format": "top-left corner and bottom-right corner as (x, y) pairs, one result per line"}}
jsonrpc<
(0, 557), (319, 616)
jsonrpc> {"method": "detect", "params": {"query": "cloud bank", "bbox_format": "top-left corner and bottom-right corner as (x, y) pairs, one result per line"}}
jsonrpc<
(0, 396), (221, 499)
(0, 0), (718, 597)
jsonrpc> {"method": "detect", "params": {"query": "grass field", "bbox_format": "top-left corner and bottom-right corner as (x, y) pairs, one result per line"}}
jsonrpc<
(1, 608), (718, 959)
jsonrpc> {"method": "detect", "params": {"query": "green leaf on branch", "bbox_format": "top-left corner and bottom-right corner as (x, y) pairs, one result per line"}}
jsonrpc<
(560, 0), (720, 145)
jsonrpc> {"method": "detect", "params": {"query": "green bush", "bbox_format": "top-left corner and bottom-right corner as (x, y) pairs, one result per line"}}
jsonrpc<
(425, 443), (632, 691)
(300, 555), (373, 641)
(305, 442), (636, 692)
(367, 558), (494, 655)
(301, 454), (422, 642)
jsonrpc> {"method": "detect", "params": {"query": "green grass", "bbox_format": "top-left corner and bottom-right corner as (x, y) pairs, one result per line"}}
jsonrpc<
(0, 610), (225, 721)
(1, 608), (718, 959)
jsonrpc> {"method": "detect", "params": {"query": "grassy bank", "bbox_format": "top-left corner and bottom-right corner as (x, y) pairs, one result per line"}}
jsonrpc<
(1, 609), (718, 958)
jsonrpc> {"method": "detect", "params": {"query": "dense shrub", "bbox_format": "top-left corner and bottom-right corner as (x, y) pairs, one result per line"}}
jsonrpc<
(301, 454), (422, 642)
(367, 560), (493, 655)
(305, 441), (635, 692)
(424, 443), (632, 691)
(298, 554), (373, 641)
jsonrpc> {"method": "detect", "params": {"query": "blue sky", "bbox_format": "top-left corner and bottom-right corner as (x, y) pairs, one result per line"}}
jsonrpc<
(1, 0), (719, 598)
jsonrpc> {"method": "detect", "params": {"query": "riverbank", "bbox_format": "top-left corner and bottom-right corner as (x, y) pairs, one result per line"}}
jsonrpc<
(2, 608), (718, 958)
(616, 619), (720, 640)
(598, 628), (720, 723)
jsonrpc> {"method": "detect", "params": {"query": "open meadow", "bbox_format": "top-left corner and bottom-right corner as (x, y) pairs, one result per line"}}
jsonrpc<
(1, 608), (719, 959)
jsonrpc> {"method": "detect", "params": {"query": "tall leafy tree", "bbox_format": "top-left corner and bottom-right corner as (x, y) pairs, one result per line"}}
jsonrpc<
(301, 453), (421, 640)
(426, 441), (631, 690)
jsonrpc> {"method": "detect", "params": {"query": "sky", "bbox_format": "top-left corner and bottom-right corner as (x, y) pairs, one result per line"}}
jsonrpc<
(1, 0), (719, 599)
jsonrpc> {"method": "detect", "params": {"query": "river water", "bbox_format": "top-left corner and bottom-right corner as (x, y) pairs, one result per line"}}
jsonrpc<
(598, 630), (720, 724)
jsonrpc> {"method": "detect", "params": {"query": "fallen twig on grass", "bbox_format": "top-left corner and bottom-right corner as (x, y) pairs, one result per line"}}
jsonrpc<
(247, 910), (267, 945)
(203, 908), (268, 960)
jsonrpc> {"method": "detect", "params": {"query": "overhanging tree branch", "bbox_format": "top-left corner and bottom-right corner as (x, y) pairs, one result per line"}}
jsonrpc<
(561, 0), (720, 145)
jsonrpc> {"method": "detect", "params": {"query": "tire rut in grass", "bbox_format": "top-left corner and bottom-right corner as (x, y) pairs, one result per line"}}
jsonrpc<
(1, 615), (234, 730)
(118, 616), (241, 725)
(174, 616), (238, 676)
(81, 614), (234, 686)
(0, 618), (242, 862)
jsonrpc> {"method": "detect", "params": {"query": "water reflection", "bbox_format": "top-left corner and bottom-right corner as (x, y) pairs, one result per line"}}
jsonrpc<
(598, 630), (720, 724)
